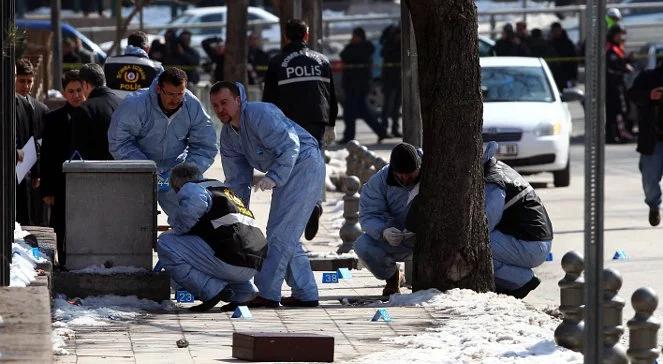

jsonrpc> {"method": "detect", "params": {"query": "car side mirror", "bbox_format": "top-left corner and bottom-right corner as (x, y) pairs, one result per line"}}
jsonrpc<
(561, 88), (584, 103)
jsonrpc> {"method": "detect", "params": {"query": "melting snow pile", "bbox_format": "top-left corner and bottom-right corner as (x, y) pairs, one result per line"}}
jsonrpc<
(356, 288), (582, 364)
(52, 295), (174, 355)
(10, 223), (47, 287)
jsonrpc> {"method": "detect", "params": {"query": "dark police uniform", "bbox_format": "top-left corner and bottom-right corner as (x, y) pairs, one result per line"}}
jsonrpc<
(263, 41), (338, 143)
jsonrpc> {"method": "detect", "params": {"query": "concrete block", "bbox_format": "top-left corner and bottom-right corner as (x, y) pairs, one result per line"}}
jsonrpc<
(64, 160), (157, 270)
(53, 271), (170, 301)
(0, 287), (53, 363)
(309, 257), (358, 271)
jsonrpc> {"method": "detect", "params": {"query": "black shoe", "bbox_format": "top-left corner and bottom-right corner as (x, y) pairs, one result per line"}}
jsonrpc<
(377, 133), (390, 144)
(305, 203), (322, 240)
(245, 296), (280, 308)
(649, 208), (660, 227)
(189, 290), (227, 312)
(280, 296), (319, 307)
(219, 301), (253, 312)
(497, 276), (541, 299)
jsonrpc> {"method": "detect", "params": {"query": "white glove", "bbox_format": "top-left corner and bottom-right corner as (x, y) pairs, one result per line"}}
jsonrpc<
(323, 126), (336, 146)
(253, 176), (276, 192)
(382, 227), (404, 246)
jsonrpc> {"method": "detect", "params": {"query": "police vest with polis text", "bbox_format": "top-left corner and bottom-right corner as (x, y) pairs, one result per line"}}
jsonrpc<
(104, 51), (163, 98)
(263, 41), (336, 136)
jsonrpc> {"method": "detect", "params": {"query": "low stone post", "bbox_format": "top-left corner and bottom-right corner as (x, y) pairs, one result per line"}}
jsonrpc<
(345, 140), (361, 177)
(554, 251), (585, 352)
(337, 176), (362, 254)
(627, 287), (660, 364)
(602, 268), (628, 364)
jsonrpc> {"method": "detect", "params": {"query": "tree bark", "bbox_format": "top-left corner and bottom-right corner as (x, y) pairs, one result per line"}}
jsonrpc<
(272, 0), (295, 48)
(224, 0), (248, 84)
(302, 0), (322, 51)
(404, 0), (494, 292)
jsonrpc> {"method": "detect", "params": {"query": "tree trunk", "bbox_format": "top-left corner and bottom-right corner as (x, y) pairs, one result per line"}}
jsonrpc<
(302, 0), (322, 51)
(224, 0), (248, 84)
(272, 0), (296, 48)
(404, 0), (494, 292)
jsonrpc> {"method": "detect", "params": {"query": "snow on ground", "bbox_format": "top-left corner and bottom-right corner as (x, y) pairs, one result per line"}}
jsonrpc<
(51, 294), (175, 355)
(70, 264), (148, 275)
(354, 288), (582, 364)
(10, 223), (47, 287)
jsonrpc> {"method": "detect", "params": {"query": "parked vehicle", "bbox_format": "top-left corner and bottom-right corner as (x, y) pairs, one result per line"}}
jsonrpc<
(163, 6), (281, 54)
(16, 19), (107, 63)
(480, 56), (582, 187)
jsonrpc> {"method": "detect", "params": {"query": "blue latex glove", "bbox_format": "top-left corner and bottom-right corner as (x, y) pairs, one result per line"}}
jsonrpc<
(157, 170), (171, 192)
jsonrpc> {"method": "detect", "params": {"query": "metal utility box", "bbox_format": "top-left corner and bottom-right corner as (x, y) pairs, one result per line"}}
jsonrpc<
(64, 160), (157, 270)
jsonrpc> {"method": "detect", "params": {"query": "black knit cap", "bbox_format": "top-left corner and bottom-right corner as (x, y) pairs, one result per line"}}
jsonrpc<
(389, 143), (421, 173)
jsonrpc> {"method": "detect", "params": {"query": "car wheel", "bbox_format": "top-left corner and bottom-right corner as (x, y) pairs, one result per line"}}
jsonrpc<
(553, 159), (570, 187)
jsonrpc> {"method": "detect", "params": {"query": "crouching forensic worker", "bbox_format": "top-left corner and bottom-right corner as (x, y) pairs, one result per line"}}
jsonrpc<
(157, 163), (268, 312)
(210, 81), (325, 308)
(354, 143), (421, 296)
(483, 141), (553, 298)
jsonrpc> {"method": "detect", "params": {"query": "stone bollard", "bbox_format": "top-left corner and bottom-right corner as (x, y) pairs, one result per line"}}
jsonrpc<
(374, 156), (388, 171)
(554, 251), (585, 352)
(345, 140), (361, 177)
(337, 176), (362, 254)
(627, 287), (660, 364)
(358, 146), (373, 183)
(602, 268), (628, 364)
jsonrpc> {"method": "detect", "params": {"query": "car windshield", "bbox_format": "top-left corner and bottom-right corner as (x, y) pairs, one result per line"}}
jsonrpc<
(481, 66), (554, 102)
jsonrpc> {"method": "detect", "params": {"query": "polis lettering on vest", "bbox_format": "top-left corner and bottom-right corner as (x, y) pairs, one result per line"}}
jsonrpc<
(285, 65), (321, 78)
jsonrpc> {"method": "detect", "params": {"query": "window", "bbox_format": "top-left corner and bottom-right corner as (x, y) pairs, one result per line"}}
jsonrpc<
(481, 66), (554, 102)
(192, 13), (225, 36)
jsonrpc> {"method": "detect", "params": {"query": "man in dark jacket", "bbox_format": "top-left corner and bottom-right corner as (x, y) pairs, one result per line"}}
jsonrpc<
(339, 27), (387, 143)
(166, 31), (200, 87)
(380, 24), (402, 138)
(247, 33), (269, 85)
(71, 63), (121, 160)
(41, 70), (86, 267)
(263, 18), (337, 146)
(605, 24), (635, 143)
(494, 23), (530, 57)
(201, 36), (225, 83)
(157, 163), (267, 312)
(15, 58), (49, 226)
(104, 31), (164, 99)
(628, 62), (663, 226)
(262, 19), (338, 241)
(548, 22), (578, 91)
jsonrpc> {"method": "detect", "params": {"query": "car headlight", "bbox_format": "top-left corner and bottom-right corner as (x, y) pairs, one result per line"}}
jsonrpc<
(535, 121), (562, 137)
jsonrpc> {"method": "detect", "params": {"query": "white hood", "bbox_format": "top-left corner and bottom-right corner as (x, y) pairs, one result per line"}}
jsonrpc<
(483, 102), (568, 132)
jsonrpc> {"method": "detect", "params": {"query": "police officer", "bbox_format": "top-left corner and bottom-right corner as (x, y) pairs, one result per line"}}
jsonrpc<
(104, 31), (164, 99)
(483, 141), (553, 299)
(262, 18), (338, 241)
(263, 18), (338, 147)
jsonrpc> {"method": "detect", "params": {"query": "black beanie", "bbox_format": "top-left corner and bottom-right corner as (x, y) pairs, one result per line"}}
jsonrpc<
(390, 143), (420, 173)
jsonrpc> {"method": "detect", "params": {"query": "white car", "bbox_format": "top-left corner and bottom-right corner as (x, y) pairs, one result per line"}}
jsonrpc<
(481, 57), (581, 187)
(165, 6), (281, 52)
